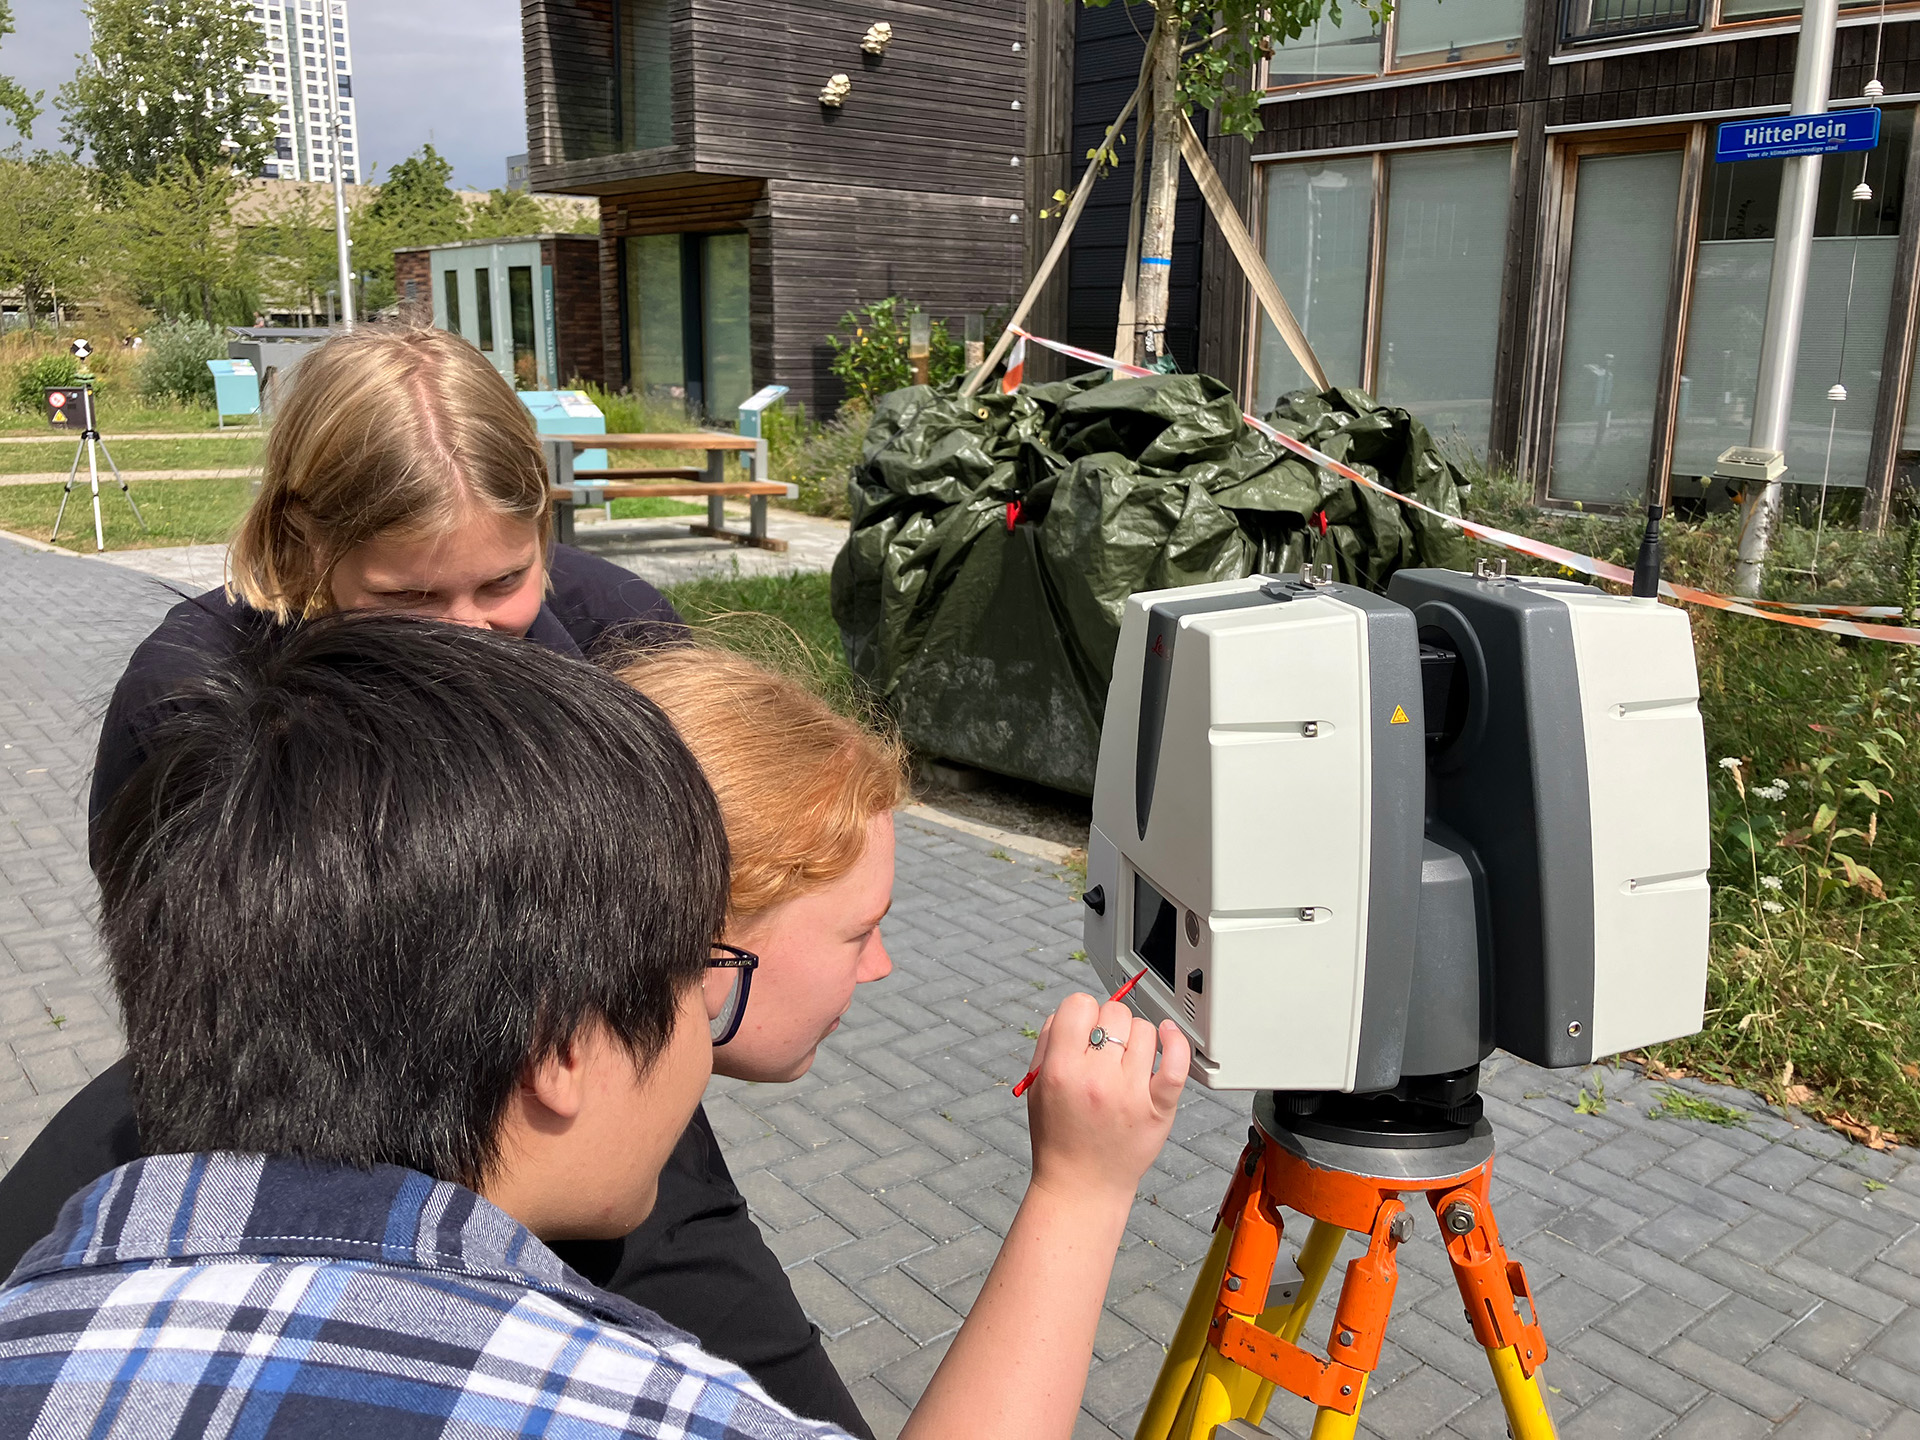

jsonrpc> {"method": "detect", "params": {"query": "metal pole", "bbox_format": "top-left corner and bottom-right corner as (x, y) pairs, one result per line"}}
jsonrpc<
(328, 54), (355, 329)
(1734, 0), (1840, 596)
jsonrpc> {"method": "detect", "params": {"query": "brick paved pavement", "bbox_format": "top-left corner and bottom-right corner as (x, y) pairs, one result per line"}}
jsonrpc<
(4, 532), (1918, 1439)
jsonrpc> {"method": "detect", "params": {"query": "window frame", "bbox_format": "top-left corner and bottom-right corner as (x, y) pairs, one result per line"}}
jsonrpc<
(1260, 0), (1527, 94)
(1527, 126), (1706, 513)
(1245, 137), (1519, 422)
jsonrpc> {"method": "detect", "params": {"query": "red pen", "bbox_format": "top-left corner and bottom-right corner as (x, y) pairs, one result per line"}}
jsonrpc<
(1011, 964), (1151, 1098)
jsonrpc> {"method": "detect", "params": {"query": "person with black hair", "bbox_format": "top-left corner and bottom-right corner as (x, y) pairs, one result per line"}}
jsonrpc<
(0, 616), (1189, 1440)
(0, 325), (863, 1435)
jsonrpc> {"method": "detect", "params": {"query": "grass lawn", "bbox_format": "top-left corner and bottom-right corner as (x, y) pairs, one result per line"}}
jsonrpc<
(661, 571), (859, 716)
(0, 437), (262, 476)
(608, 497), (704, 519)
(0, 475), (252, 551)
(0, 403), (240, 437)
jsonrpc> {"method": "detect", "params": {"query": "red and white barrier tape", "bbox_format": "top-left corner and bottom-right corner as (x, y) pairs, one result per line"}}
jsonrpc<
(1005, 328), (1919, 646)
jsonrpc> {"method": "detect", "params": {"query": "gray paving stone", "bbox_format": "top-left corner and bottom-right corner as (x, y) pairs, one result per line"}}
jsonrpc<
(1556, 1383), (1675, 1438)
(1663, 1394), (1774, 1440)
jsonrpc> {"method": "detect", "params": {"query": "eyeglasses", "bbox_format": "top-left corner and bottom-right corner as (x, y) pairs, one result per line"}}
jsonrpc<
(705, 942), (758, 1046)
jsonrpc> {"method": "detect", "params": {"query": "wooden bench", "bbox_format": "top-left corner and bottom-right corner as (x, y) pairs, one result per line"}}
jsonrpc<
(541, 432), (797, 550)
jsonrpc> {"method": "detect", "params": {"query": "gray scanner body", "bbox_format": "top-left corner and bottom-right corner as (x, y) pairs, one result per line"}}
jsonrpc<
(1085, 570), (1709, 1092)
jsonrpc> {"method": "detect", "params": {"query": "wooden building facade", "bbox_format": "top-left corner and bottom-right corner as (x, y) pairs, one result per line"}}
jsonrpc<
(520, 0), (1035, 415)
(1219, 0), (1920, 522)
(520, 0), (1920, 517)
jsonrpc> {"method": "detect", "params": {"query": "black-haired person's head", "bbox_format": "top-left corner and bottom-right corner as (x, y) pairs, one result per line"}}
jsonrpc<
(95, 613), (730, 1221)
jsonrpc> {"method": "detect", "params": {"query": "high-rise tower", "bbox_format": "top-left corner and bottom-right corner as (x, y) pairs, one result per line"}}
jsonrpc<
(246, 1), (358, 183)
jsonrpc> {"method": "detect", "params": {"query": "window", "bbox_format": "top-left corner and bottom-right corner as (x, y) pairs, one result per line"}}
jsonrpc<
(1393, 0), (1523, 68)
(1376, 146), (1513, 457)
(1674, 108), (1911, 490)
(508, 266), (537, 386)
(624, 232), (754, 417)
(1548, 147), (1685, 504)
(1255, 156), (1373, 411)
(1562, 0), (1701, 44)
(621, 0), (674, 150)
(474, 268), (494, 352)
(443, 269), (462, 337)
(1267, 7), (1383, 86)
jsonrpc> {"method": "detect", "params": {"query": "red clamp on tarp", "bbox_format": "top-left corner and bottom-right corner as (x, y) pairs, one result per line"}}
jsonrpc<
(1315, 509), (1329, 535)
(1006, 499), (1023, 532)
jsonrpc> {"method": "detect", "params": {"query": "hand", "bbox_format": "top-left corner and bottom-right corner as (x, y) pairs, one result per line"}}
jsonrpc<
(1021, 991), (1189, 1207)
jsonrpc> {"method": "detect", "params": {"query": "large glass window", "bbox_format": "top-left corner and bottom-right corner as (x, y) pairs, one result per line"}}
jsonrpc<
(558, 0), (673, 159)
(1255, 156), (1373, 412)
(1719, 0), (1879, 20)
(702, 233), (752, 419)
(473, 267), (494, 353)
(1267, 5), (1383, 86)
(1549, 148), (1684, 505)
(1673, 110), (1910, 489)
(1375, 146), (1512, 458)
(508, 265), (536, 388)
(624, 231), (753, 418)
(442, 267), (461, 336)
(1393, 0), (1523, 69)
(626, 235), (687, 403)
(621, 0), (673, 150)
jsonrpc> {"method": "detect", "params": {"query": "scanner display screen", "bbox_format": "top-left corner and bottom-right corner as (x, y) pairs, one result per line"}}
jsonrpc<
(1132, 873), (1179, 991)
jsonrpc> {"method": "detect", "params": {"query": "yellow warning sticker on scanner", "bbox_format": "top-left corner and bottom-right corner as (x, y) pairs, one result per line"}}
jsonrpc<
(1389, 704), (1411, 725)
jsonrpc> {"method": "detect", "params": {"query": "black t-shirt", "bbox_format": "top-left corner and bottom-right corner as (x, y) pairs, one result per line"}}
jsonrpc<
(86, 543), (683, 863)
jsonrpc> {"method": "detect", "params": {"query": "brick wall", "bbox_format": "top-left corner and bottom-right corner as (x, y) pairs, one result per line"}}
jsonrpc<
(392, 249), (432, 325)
(542, 236), (606, 387)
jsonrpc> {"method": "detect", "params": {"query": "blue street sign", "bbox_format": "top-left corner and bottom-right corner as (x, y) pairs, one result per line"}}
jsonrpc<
(1716, 107), (1880, 163)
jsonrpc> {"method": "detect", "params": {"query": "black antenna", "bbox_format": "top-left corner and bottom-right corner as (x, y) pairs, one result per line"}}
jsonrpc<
(1632, 504), (1664, 600)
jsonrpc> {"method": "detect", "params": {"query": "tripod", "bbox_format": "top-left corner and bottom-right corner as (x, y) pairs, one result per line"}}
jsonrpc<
(1136, 1091), (1556, 1440)
(50, 387), (147, 552)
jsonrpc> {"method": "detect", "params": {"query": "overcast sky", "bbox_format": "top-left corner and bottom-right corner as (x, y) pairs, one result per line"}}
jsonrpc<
(0, 0), (528, 192)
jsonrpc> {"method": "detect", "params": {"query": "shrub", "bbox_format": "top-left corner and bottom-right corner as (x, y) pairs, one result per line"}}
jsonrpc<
(136, 318), (228, 407)
(9, 352), (81, 414)
(769, 399), (867, 520)
(826, 298), (966, 405)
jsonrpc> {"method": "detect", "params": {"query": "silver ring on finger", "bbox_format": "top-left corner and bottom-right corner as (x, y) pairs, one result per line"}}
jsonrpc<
(1089, 1026), (1126, 1051)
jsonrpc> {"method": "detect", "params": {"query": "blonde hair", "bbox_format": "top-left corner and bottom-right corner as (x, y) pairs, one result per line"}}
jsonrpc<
(620, 647), (910, 923)
(229, 327), (550, 620)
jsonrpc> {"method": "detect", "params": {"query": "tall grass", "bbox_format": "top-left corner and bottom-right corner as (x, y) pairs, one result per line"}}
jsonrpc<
(1459, 472), (1920, 1138)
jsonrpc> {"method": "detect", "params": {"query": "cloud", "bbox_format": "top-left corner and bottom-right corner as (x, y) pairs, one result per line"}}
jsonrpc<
(0, 0), (528, 193)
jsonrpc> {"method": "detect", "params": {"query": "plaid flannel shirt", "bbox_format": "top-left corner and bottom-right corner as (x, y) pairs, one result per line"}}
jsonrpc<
(0, 1152), (855, 1439)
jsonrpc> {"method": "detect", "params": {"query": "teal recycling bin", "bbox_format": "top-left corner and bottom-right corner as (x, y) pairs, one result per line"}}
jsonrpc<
(206, 359), (260, 428)
(519, 391), (608, 473)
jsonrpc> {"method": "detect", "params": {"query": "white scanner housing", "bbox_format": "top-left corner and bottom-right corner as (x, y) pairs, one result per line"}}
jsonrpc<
(1085, 570), (1710, 1093)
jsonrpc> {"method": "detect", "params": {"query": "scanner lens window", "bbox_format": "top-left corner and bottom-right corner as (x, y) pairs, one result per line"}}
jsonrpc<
(1132, 874), (1179, 991)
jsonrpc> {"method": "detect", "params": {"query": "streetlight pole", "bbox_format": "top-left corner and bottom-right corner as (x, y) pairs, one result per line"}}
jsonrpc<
(1733, 0), (1839, 596)
(327, 40), (354, 330)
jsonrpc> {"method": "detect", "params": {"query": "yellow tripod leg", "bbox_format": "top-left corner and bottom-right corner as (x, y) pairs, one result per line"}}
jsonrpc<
(1134, 1221), (1234, 1440)
(1305, 1383), (1366, 1440)
(1243, 1220), (1346, 1426)
(1489, 1345), (1558, 1439)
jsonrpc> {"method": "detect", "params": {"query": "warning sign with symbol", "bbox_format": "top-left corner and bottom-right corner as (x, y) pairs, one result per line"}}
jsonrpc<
(1389, 704), (1411, 725)
(45, 387), (90, 431)
(70, 338), (92, 362)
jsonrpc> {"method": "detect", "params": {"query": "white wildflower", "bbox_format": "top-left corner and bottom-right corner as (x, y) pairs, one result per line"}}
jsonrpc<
(1761, 899), (1785, 914)
(1760, 875), (1783, 891)
(1718, 756), (1742, 772)
(1754, 780), (1789, 801)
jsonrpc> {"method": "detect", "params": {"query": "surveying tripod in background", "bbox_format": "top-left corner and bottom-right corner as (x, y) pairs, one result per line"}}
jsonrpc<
(1135, 1091), (1556, 1440)
(49, 379), (147, 553)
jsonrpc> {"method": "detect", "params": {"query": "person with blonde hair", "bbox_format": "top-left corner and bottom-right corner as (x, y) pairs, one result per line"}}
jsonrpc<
(0, 330), (880, 1435)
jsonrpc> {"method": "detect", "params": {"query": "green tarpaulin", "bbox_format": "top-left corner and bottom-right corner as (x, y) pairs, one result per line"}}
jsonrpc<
(831, 371), (1471, 796)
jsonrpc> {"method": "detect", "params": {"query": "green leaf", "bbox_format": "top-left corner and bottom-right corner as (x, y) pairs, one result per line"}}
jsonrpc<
(1813, 803), (1837, 833)
(1851, 778), (1884, 805)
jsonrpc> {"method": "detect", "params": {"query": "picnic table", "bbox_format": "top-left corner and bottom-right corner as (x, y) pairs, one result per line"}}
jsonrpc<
(542, 433), (796, 551)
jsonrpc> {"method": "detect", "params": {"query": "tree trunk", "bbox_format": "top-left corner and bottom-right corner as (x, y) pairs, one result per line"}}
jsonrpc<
(1131, 4), (1184, 367)
(21, 283), (34, 332)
